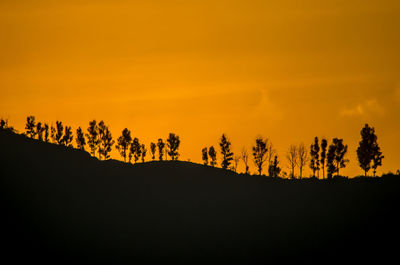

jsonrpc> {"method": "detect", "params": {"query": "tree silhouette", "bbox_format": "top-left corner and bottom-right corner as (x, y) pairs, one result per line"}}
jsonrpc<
(157, 139), (165, 161)
(141, 144), (147, 162)
(233, 155), (240, 172)
(50, 124), (56, 143)
(130, 137), (142, 163)
(252, 137), (268, 175)
(209, 146), (217, 167)
(99, 122), (114, 160)
(220, 134), (234, 170)
(327, 138), (348, 178)
(44, 123), (49, 143)
(61, 126), (73, 147)
(202, 147), (208, 165)
(116, 128), (132, 162)
(150, 142), (156, 161)
(269, 155), (281, 178)
(76, 127), (86, 151)
(55, 121), (64, 145)
(25, 116), (36, 138)
(320, 138), (328, 179)
(167, 133), (180, 161)
(357, 124), (384, 177)
(0, 118), (6, 130)
(266, 141), (276, 176)
(310, 137), (320, 178)
(86, 120), (100, 157)
(286, 145), (297, 179)
(241, 147), (249, 174)
(36, 122), (45, 141)
(297, 143), (309, 179)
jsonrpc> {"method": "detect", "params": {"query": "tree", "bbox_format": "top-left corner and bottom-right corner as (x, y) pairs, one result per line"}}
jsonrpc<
(44, 123), (49, 143)
(86, 120), (100, 157)
(252, 137), (268, 175)
(327, 138), (348, 178)
(202, 147), (208, 165)
(55, 121), (64, 145)
(241, 148), (249, 174)
(286, 145), (297, 179)
(157, 139), (165, 161)
(220, 134), (234, 170)
(50, 124), (56, 143)
(130, 137), (141, 163)
(269, 155), (281, 178)
(320, 139), (328, 179)
(150, 142), (156, 160)
(357, 124), (384, 177)
(116, 128), (132, 162)
(0, 118), (6, 130)
(297, 143), (309, 179)
(76, 127), (86, 151)
(61, 126), (73, 147)
(141, 144), (147, 162)
(309, 137), (320, 178)
(25, 116), (36, 138)
(233, 155), (240, 172)
(266, 141), (276, 175)
(167, 133), (180, 161)
(99, 123), (114, 160)
(209, 146), (217, 167)
(36, 122), (45, 141)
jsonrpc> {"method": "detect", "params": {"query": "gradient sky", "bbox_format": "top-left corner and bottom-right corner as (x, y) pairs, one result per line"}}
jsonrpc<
(1, 0), (399, 176)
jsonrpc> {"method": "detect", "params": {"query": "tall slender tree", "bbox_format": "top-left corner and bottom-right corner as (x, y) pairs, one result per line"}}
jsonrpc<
(36, 122), (45, 141)
(286, 145), (297, 179)
(116, 128), (132, 162)
(209, 146), (217, 167)
(55, 121), (64, 145)
(76, 127), (86, 151)
(233, 155), (240, 172)
(130, 137), (142, 163)
(220, 134), (234, 170)
(157, 138), (165, 161)
(202, 147), (208, 165)
(309, 137), (320, 178)
(357, 124), (384, 177)
(320, 138), (328, 179)
(167, 133), (180, 161)
(297, 143), (309, 179)
(25, 116), (36, 138)
(141, 144), (147, 162)
(99, 123), (114, 159)
(61, 126), (73, 147)
(241, 147), (249, 174)
(44, 123), (49, 143)
(86, 120), (99, 157)
(269, 155), (281, 178)
(150, 142), (157, 160)
(252, 137), (268, 175)
(50, 124), (56, 143)
(372, 145), (384, 177)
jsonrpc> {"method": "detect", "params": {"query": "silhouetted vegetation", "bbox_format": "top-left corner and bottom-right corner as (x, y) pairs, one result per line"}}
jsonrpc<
(25, 115), (36, 138)
(268, 155), (281, 178)
(286, 144), (297, 179)
(56, 121), (64, 145)
(76, 127), (86, 151)
(320, 138), (328, 179)
(310, 137), (320, 178)
(241, 148), (249, 174)
(220, 134), (234, 170)
(252, 137), (268, 175)
(297, 143), (308, 179)
(98, 121), (114, 160)
(44, 123), (49, 142)
(157, 138), (165, 161)
(86, 120), (100, 157)
(202, 147), (208, 165)
(61, 126), (73, 147)
(116, 128), (132, 162)
(130, 137), (142, 163)
(208, 146), (217, 167)
(141, 144), (147, 162)
(166, 133), (180, 161)
(36, 122), (44, 141)
(357, 124), (384, 177)
(327, 138), (348, 179)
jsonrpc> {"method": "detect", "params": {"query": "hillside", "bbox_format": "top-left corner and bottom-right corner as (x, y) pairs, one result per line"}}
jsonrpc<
(1, 130), (399, 264)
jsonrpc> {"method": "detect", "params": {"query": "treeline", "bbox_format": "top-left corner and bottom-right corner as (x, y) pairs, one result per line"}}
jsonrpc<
(0, 117), (391, 178)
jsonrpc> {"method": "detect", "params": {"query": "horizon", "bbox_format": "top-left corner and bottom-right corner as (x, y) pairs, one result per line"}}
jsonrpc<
(1, 0), (400, 176)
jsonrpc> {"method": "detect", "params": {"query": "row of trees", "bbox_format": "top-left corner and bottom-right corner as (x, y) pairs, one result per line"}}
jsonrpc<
(16, 116), (386, 177)
(23, 116), (181, 163)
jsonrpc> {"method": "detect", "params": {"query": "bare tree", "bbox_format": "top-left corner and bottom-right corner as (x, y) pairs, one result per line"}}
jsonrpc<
(266, 141), (276, 174)
(297, 143), (309, 179)
(233, 155), (240, 172)
(286, 145), (297, 179)
(241, 147), (249, 174)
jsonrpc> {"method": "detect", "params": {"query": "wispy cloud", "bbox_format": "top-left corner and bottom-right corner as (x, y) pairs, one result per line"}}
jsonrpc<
(340, 99), (385, 117)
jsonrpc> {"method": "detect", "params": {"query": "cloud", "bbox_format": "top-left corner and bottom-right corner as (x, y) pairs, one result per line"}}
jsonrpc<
(340, 99), (385, 117)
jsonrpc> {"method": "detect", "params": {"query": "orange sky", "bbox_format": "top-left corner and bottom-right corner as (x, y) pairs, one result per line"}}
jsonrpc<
(1, 0), (399, 176)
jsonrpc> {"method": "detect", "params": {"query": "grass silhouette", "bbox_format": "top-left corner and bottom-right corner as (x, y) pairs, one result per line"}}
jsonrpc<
(1, 130), (399, 264)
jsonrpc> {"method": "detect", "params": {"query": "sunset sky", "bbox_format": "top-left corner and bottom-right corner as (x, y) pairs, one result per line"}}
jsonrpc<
(1, 0), (399, 176)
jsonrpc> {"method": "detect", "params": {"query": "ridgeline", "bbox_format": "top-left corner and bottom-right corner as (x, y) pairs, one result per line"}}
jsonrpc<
(1, 130), (399, 264)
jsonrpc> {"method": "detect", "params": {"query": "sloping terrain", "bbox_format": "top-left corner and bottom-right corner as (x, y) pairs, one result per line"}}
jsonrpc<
(0, 130), (399, 264)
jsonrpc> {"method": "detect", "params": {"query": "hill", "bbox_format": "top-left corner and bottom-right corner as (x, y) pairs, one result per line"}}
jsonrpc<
(1, 130), (399, 264)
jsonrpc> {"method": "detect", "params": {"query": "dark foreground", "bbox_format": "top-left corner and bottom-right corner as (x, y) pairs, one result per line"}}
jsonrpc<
(1, 130), (399, 264)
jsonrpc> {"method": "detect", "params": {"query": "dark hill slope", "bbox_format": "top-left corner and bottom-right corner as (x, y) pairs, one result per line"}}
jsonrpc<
(1, 130), (399, 264)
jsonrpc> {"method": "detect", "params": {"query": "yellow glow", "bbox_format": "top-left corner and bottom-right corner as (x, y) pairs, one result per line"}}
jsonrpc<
(1, 0), (400, 176)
